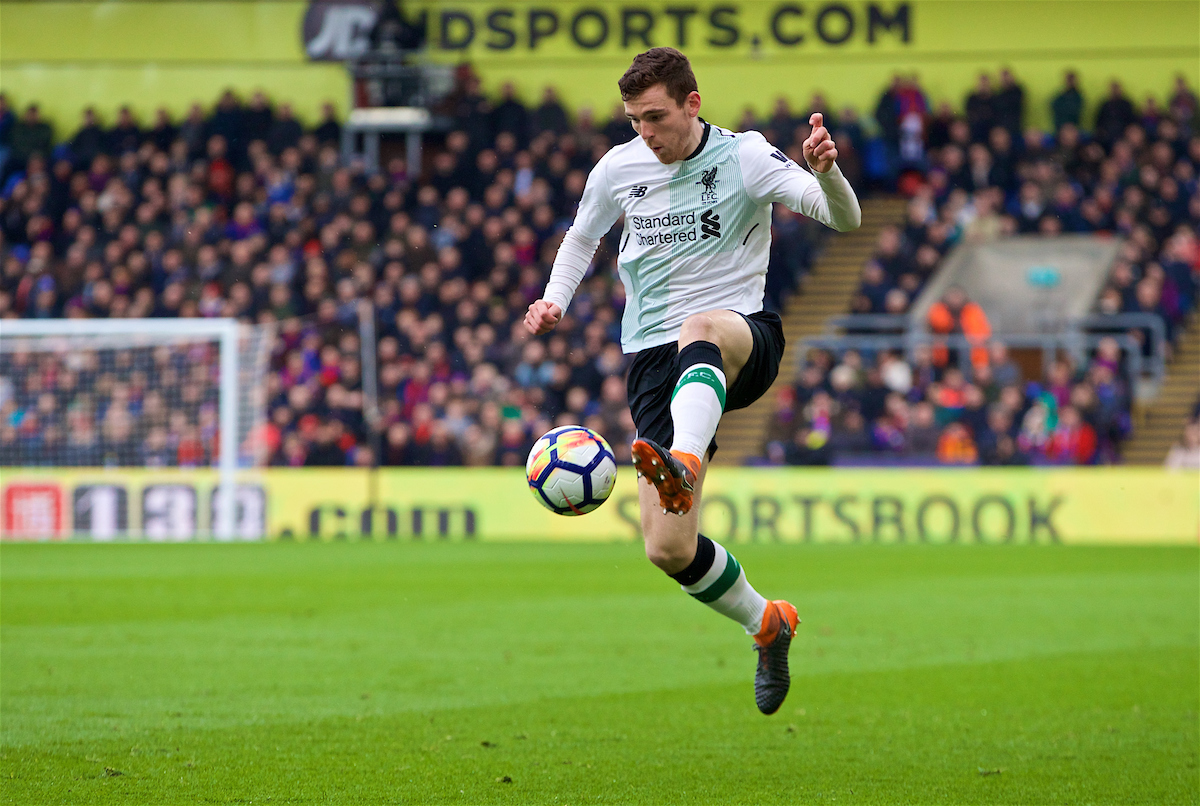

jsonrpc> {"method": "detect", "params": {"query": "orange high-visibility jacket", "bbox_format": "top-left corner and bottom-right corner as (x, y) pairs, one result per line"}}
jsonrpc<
(927, 301), (991, 370)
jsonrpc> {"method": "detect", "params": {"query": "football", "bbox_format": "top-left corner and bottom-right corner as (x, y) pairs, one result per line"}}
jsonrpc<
(526, 426), (618, 515)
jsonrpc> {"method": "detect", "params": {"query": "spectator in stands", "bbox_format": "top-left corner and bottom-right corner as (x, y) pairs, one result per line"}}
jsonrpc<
(70, 107), (106, 167)
(1051, 70), (1084, 131)
(267, 104), (303, 154)
(936, 421), (978, 464)
(1095, 81), (1136, 145)
(1165, 421), (1200, 470)
(894, 75), (929, 168)
(988, 341), (1022, 387)
(533, 87), (570, 136)
(828, 409), (872, 455)
(492, 82), (530, 145)
(965, 74), (996, 143)
(994, 68), (1025, 136)
(1046, 405), (1098, 464)
(601, 103), (635, 145)
(764, 204), (819, 310)
(927, 287), (991, 371)
(905, 400), (940, 455)
(1169, 74), (1199, 128)
(0, 94), (15, 176)
(108, 106), (142, 155)
(874, 74), (903, 150)
(314, 102), (342, 146)
(9, 104), (52, 167)
(146, 108), (178, 151)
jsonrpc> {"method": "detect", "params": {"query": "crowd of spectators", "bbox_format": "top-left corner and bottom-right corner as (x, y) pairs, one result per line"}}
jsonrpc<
(764, 336), (1135, 467)
(774, 70), (1200, 466)
(0, 343), (225, 467)
(0, 77), (823, 468)
(1, 67), (1195, 470)
(851, 72), (1199, 327)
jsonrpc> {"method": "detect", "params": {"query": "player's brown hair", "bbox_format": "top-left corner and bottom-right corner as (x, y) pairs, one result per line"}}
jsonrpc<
(617, 47), (698, 107)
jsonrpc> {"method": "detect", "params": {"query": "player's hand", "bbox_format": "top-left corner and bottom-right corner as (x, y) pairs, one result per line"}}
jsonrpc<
(802, 112), (838, 174)
(524, 299), (562, 335)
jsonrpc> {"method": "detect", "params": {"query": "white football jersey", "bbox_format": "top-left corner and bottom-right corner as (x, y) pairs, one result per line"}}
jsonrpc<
(553, 120), (860, 353)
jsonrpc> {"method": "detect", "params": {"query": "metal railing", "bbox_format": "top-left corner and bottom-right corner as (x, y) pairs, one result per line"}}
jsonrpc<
(822, 314), (908, 333)
(803, 313), (1168, 399)
(346, 59), (454, 109)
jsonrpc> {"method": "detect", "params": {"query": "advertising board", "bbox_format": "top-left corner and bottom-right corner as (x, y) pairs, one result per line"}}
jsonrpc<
(1, 467), (1195, 545)
(1, 1), (1195, 133)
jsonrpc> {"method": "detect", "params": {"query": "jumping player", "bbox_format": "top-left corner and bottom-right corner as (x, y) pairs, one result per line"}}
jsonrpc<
(524, 48), (861, 714)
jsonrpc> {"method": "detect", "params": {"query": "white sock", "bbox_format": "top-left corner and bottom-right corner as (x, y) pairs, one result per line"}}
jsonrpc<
(670, 345), (726, 459)
(675, 536), (768, 635)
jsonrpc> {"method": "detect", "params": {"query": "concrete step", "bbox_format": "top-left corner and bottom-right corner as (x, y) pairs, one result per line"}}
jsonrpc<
(1120, 313), (1200, 465)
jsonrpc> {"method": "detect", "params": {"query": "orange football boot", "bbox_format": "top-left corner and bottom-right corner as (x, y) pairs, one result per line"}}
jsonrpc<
(631, 438), (701, 515)
(753, 600), (800, 715)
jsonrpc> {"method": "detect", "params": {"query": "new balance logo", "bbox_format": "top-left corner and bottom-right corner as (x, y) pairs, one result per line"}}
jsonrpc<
(769, 149), (789, 164)
(700, 209), (721, 239)
(628, 185), (648, 198)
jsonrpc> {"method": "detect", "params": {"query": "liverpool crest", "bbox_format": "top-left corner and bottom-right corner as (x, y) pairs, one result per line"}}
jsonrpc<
(696, 166), (718, 202)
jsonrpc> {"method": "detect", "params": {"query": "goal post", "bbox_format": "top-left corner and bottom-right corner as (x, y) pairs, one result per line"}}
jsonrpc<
(0, 318), (273, 540)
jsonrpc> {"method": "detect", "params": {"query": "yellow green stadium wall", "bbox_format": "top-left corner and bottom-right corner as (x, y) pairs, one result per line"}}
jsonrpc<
(1, 1), (1196, 133)
(1, 467), (1196, 545)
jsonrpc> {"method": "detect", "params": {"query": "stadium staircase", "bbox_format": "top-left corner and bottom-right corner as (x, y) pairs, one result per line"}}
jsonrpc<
(713, 195), (909, 465)
(1122, 314), (1200, 465)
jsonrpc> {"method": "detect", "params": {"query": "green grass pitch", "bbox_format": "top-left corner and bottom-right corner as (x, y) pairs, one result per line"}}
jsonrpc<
(1, 541), (1197, 805)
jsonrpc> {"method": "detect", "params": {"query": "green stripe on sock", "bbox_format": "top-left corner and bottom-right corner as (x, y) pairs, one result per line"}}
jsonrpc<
(692, 555), (741, 603)
(671, 366), (727, 410)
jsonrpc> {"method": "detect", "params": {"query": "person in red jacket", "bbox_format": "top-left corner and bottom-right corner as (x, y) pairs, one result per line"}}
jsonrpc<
(1046, 405), (1098, 464)
(927, 286), (992, 372)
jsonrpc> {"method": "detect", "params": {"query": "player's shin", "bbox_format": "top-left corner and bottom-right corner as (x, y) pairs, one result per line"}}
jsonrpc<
(669, 534), (768, 634)
(670, 340), (726, 464)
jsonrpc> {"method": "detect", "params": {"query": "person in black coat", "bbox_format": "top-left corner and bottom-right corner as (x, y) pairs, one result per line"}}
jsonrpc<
(874, 74), (902, 147)
(994, 68), (1024, 136)
(491, 82), (530, 146)
(1051, 70), (1084, 131)
(243, 91), (275, 146)
(147, 108), (178, 152)
(70, 107), (106, 167)
(107, 106), (142, 154)
(965, 74), (996, 143)
(267, 103), (303, 154)
(1095, 81), (1136, 145)
(313, 102), (342, 147)
(532, 87), (569, 136)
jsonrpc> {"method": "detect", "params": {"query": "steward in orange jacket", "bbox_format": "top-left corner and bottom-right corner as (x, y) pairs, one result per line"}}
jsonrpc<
(927, 287), (991, 371)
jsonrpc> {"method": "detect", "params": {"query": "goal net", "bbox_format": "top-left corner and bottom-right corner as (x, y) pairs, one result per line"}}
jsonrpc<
(0, 319), (274, 540)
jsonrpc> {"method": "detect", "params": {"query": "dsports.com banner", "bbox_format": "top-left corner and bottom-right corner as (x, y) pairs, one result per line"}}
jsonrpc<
(1, 467), (1195, 545)
(4, 1), (1195, 140)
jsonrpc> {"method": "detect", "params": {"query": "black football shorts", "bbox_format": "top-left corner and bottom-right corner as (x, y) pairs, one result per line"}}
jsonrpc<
(625, 310), (785, 460)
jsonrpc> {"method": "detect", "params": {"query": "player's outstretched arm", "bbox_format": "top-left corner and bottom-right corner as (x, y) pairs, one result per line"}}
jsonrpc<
(535, 153), (620, 324)
(800, 112), (861, 231)
(743, 113), (860, 231)
(524, 299), (563, 335)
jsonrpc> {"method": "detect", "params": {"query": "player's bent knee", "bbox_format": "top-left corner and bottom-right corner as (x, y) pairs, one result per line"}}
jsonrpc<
(678, 313), (722, 347)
